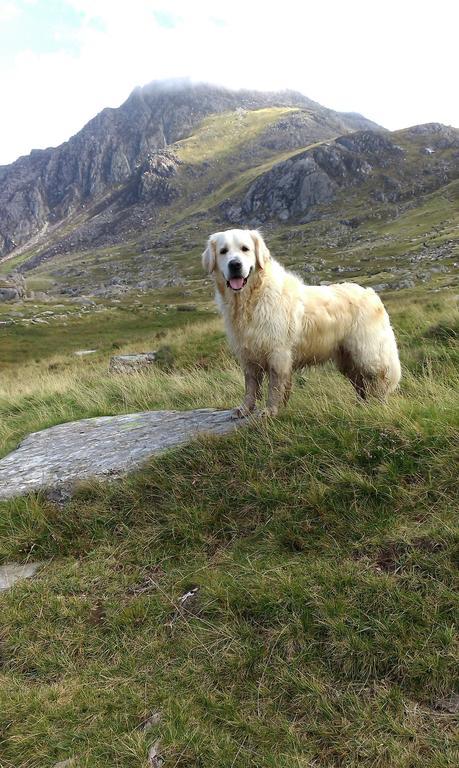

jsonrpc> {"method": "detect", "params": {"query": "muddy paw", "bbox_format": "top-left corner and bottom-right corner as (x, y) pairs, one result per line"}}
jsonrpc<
(257, 407), (278, 419)
(231, 405), (252, 420)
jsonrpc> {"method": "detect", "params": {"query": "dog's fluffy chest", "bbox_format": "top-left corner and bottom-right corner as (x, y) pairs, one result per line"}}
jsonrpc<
(220, 280), (297, 362)
(217, 268), (355, 367)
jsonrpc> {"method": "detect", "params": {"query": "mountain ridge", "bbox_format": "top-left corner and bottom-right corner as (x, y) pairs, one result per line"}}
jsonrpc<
(0, 80), (381, 260)
(0, 80), (457, 303)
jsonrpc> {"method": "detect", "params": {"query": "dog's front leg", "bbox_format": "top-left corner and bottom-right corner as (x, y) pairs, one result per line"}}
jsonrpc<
(232, 362), (264, 419)
(261, 351), (292, 417)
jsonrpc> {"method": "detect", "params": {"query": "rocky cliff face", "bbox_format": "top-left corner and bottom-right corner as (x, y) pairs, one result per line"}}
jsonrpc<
(233, 132), (404, 223)
(223, 126), (459, 224)
(0, 81), (380, 259)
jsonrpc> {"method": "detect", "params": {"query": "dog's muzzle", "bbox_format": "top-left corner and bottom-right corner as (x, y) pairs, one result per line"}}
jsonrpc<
(226, 265), (252, 291)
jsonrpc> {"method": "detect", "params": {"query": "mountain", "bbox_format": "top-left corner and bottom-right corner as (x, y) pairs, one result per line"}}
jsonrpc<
(0, 81), (379, 258)
(0, 80), (458, 299)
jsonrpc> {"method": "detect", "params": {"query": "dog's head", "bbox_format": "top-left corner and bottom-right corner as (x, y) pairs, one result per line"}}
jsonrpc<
(202, 229), (270, 292)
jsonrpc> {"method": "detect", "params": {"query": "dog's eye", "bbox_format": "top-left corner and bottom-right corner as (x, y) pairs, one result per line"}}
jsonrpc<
(220, 247), (228, 255)
(241, 246), (249, 252)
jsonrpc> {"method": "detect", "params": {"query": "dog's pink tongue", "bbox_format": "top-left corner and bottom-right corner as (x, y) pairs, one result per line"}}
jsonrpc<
(229, 277), (244, 290)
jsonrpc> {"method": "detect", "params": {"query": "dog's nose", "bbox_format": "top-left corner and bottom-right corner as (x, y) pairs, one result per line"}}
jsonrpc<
(228, 259), (243, 275)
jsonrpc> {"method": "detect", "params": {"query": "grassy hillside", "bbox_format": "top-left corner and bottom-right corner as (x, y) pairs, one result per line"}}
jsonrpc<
(0, 289), (458, 767)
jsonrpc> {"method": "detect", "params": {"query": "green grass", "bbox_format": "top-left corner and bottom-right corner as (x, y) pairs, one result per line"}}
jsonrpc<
(174, 108), (298, 166)
(0, 292), (458, 767)
(0, 301), (214, 368)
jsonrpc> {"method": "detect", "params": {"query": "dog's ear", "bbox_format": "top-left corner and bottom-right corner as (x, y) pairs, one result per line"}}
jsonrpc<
(250, 230), (270, 270)
(202, 235), (217, 274)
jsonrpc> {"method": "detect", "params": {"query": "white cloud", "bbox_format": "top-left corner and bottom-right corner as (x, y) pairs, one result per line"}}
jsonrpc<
(1, 0), (458, 165)
(0, 1), (21, 22)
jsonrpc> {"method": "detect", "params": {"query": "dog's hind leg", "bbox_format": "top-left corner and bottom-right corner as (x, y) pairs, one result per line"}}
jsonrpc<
(349, 371), (369, 400)
(335, 337), (401, 401)
(335, 346), (365, 398)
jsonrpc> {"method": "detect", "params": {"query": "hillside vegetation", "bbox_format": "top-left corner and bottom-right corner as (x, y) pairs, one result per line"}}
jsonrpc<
(0, 289), (458, 768)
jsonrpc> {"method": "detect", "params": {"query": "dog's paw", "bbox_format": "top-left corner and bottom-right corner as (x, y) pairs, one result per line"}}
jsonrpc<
(256, 407), (279, 419)
(231, 405), (253, 420)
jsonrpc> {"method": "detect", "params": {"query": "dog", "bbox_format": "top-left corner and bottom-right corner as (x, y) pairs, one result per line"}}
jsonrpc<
(202, 229), (401, 417)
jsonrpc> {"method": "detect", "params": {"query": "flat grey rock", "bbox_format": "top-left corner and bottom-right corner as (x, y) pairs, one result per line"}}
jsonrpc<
(0, 562), (42, 591)
(0, 409), (238, 500)
(109, 352), (157, 373)
(434, 694), (459, 714)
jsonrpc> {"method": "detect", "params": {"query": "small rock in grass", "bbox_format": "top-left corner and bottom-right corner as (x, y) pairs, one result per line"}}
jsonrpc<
(108, 352), (157, 373)
(167, 586), (200, 627)
(434, 694), (459, 713)
(0, 562), (42, 591)
(109, 352), (157, 373)
(139, 712), (162, 732)
(148, 740), (164, 767)
(179, 586), (199, 607)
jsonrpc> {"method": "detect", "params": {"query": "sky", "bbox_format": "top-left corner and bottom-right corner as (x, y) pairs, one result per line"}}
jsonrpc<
(0, 0), (458, 165)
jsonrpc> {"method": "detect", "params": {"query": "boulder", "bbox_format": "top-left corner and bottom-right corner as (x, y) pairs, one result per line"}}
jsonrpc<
(0, 409), (240, 500)
(109, 352), (158, 373)
(0, 272), (26, 302)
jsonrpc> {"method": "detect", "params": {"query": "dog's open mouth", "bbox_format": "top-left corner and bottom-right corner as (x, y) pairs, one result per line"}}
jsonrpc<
(227, 276), (247, 291)
(227, 269), (252, 291)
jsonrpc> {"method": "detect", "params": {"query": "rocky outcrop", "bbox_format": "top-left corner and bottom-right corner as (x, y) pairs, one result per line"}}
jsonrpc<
(0, 272), (26, 302)
(225, 131), (411, 223)
(399, 122), (459, 149)
(0, 409), (241, 500)
(221, 123), (459, 225)
(130, 150), (181, 204)
(251, 109), (382, 155)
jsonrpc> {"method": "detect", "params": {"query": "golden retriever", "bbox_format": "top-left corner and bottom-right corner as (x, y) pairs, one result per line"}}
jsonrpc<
(202, 229), (401, 417)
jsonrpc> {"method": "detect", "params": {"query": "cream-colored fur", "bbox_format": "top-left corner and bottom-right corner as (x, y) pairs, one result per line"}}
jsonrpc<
(202, 229), (401, 417)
